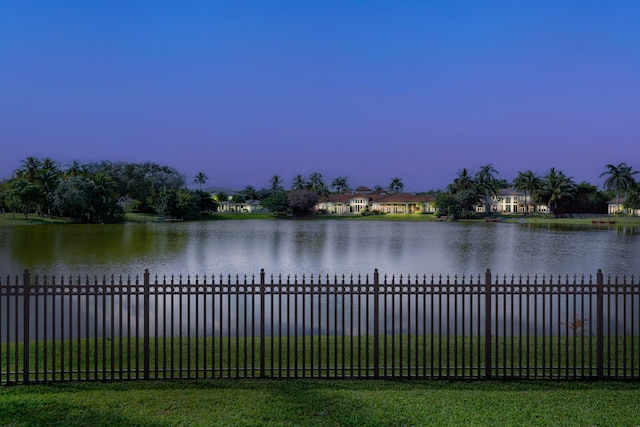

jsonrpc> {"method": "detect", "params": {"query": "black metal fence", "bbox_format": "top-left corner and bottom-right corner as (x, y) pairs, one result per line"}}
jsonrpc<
(1, 268), (639, 384)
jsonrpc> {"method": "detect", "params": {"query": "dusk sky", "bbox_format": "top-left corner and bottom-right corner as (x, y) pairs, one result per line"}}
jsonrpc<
(1, 1), (638, 192)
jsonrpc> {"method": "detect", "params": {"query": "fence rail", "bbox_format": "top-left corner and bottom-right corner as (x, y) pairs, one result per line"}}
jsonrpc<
(1, 268), (639, 384)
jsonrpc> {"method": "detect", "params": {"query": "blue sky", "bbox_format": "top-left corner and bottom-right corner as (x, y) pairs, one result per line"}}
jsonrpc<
(1, 1), (638, 191)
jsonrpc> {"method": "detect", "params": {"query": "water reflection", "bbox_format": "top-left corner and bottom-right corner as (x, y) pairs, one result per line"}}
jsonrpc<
(1, 219), (639, 277)
(2, 290), (637, 342)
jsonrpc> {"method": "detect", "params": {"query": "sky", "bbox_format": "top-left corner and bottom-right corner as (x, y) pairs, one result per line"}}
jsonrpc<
(1, 1), (638, 192)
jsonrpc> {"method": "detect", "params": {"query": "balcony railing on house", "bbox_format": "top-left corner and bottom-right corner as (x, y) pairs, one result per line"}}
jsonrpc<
(1, 268), (639, 384)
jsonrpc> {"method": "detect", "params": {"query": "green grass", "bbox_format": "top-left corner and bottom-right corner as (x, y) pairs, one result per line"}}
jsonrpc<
(1, 379), (640, 426)
(4, 334), (638, 383)
(124, 212), (161, 223)
(4, 210), (640, 225)
(0, 212), (69, 226)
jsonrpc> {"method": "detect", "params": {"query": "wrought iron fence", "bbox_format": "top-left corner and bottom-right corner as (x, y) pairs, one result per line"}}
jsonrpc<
(1, 268), (639, 384)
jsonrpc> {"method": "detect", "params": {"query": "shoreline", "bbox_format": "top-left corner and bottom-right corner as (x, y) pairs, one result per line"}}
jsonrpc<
(2, 211), (640, 226)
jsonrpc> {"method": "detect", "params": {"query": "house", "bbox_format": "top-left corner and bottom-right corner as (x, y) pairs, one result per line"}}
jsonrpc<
(218, 200), (268, 213)
(476, 188), (549, 214)
(607, 197), (640, 216)
(316, 188), (436, 214)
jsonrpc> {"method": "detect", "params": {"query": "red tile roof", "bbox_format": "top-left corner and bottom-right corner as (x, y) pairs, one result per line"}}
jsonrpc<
(318, 193), (434, 204)
(375, 193), (435, 203)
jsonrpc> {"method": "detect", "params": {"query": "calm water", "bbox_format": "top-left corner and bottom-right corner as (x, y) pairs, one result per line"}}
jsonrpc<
(1, 219), (639, 278)
(2, 219), (638, 340)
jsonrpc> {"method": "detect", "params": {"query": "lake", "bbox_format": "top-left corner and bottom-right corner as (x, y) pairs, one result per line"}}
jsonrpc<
(1, 219), (639, 278)
(2, 219), (638, 342)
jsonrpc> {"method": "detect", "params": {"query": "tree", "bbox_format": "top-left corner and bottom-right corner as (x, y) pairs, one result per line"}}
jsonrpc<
(52, 175), (124, 223)
(600, 163), (638, 214)
(388, 177), (404, 194)
(193, 172), (208, 190)
(434, 193), (461, 219)
(475, 164), (500, 215)
(85, 161), (184, 212)
(513, 170), (541, 214)
(194, 190), (218, 213)
(568, 182), (608, 214)
(261, 191), (289, 215)
(17, 156), (42, 183)
(307, 172), (329, 196)
(270, 175), (284, 193)
(14, 156), (62, 217)
(625, 184), (640, 210)
(5, 178), (42, 219)
(242, 185), (258, 200)
(331, 176), (350, 194)
(38, 161), (62, 217)
(449, 168), (475, 193)
(288, 189), (319, 216)
(291, 174), (307, 191)
(539, 167), (575, 216)
(154, 189), (202, 219)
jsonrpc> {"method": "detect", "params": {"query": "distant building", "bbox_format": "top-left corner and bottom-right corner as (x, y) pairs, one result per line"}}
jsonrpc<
(475, 188), (549, 214)
(216, 199), (268, 213)
(317, 188), (436, 214)
(607, 197), (640, 216)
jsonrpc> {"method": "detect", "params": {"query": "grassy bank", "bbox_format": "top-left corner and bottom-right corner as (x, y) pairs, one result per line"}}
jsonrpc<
(0, 212), (68, 226)
(3, 210), (640, 226)
(2, 379), (639, 426)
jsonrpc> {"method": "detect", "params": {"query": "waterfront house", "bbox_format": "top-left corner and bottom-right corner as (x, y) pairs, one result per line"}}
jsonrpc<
(476, 187), (549, 214)
(607, 197), (640, 215)
(316, 188), (436, 214)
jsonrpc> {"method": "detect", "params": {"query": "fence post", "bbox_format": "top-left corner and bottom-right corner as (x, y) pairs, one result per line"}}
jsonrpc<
(596, 269), (604, 379)
(143, 269), (150, 380)
(260, 268), (266, 378)
(484, 268), (492, 379)
(22, 269), (31, 384)
(373, 268), (380, 379)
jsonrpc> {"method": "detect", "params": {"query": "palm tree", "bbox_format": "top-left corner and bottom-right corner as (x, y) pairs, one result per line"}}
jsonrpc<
(330, 176), (350, 193)
(541, 167), (575, 216)
(17, 156), (42, 183)
(193, 172), (208, 190)
(513, 170), (541, 214)
(38, 167), (61, 217)
(269, 175), (284, 193)
(475, 164), (500, 215)
(373, 185), (384, 194)
(600, 163), (638, 214)
(65, 160), (89, 178)
(242, 185), (258, 200)
(291, 174), (306, 191)
(449, 168), (475, 193)
(388, 177), (404, 194)
(308, 172), (328, 196)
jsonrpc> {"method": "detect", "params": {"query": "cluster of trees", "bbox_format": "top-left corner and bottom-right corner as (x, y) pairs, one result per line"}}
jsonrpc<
(0, 157), (216, 222)
(435, 163), (639, 219)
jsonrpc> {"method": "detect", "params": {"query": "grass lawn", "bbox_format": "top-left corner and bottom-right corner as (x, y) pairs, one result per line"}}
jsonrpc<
(0, 212), (68, 226)
(3, 210), (640, 226)
(1, 379), (639, 426)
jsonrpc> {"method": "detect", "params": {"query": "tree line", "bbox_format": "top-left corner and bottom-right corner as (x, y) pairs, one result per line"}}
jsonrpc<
(1, 157), (637, 221)
(0, 158), (215, 222)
